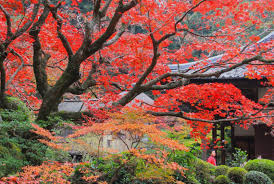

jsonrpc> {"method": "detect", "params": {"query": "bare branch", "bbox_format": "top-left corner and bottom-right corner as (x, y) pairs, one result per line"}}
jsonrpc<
(85, 0), (138, 58)
(113, 29), (160, 107)
(0, 4), (13, 38)
(29, 6), (51, 98)
(100, 0), (113, 17)
(6, 50), (25, 87)
(157, 0), (207, 43)
(146, 79), (188, 91)
(175, 0), (207, 32)
(66, 63), (97, 95)
(182, 25), (256, 38)
(44, 1), (74, 58)
(30, 7), (50, 36)
(94, 0), (102, 17)
(148, 111), (273, 124)
(103, 24), (126, 47)
(121, 0), (138, 12)
(13, 2), (40, 39)
(142, 54), (273, 89)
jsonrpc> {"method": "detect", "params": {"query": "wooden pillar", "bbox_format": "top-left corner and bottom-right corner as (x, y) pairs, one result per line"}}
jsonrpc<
(221, 123), (225, 165)
(201, 139), (207, 160)
(231, 124), (235, 159)
(212, 124), (217, 164)
(212, 124), (217, 142)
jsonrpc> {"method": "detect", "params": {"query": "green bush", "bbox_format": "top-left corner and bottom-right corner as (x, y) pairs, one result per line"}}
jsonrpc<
(214, 175), (230, 184)
(215, 165), (229, 177)
(244, 159), (274, 181)
(230, 148), (248, 167)
(5, 96), (32, 120)
(184, 176), (201, 184)
(0, 109), (49, 177)
(227, 167), (247, 184)
(0, 100), (70, 177)
(135, 164), (175, 184)
(0, 156), (25, 178)
(194, 159), (215, 184)
(70, 163), (93, 184)
(45, 148), (71, 162)
(91, 154), (137, 184)
(170, 150), (199, 183)
(244, 171), (272, 184)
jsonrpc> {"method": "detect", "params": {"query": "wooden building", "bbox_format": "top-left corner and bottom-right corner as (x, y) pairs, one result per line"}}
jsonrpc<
(168, 31), (274, 161)
(57, 93), (154, 160)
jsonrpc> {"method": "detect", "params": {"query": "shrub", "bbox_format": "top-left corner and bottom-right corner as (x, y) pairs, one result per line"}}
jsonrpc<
(244, 171), (272, 184)
(70, 163), (93, 184)
(230, 148), (248, 167)
(5, 96), (32, 121)
(93, 155), (138, 184)
(135, 164), (175, 184)
(0, 100), (71, 177)
(170, 150), (199, 183)
(184, 176), (201, 184)
(0, 109), (49, 177)
(214, 175), (230, 184)
(215, 165), (229, 177)
(194, 159), (215, 184)
(244, 159), (274, 181)
(227, 167), (247, 184)
(45, 148), (71, 162)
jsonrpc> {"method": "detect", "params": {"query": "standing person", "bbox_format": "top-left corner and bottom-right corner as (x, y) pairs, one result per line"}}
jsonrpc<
(207, 150), (217, 166)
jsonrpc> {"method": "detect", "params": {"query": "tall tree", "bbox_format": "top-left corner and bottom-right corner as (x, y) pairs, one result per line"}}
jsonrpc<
(0, 0), (40, 108)
(0, 0), (273, 123)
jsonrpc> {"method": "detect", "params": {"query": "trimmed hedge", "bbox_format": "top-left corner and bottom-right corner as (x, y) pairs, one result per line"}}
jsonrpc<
(215, 165), (229, 177)
(214, 175), (230, 184)
(227, 167), (247, 184)
(244, 171), (272, 184)
(244, 159), (274, 181)
(185, 176), (201, 184)
(194, 159), (215, 184)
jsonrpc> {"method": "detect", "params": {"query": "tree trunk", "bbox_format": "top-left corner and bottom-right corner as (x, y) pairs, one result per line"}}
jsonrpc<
(231, 124), (235, 160)
(221, 123), (225, 165)
(37, 64), (80, 120)
(212, 124), (217, 164)
(0, 54), (7, 108)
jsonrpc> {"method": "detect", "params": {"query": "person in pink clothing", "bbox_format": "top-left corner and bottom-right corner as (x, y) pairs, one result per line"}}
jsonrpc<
(207, 150), (217, 166)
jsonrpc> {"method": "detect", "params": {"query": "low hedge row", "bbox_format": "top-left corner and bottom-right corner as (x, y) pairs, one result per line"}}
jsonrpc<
(212, 159), (273, 184)
(244, 171), (272, 184)
(244, 159), (274, 181)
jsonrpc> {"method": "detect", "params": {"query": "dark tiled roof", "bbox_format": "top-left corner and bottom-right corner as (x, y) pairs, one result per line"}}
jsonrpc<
(58, 93), (154, 112)
(58, 101), (84, 112)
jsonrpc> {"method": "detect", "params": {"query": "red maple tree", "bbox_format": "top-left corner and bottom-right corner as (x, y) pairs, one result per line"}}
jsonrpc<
(0, 0), (273, 133)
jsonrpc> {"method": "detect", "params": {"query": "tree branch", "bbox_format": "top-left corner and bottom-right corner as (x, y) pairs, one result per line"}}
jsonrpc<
(93, 0), (102, 18)
(100, 0), (113, 17)
(0, 4), (13, 39)
(146, 79), (188, 91)
(148, 111), (273, 124)
(157, 0), (207, 43)
(103, 24), (126, 47)
(6, 50), (25, 87)
(13, 2), (40, 39)
(44, 1), (74, 58)
(174, 0), (207, 32)
(29, 7), (51, 98)
(142, 54), (273, 90)
(82, 0), (137, 60)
